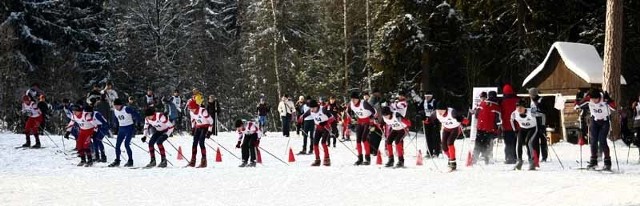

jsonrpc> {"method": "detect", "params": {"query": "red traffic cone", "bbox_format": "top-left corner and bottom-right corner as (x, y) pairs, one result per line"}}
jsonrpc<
(288, 148), (296, 162)
(215, 147), (223, 162)
(256, 148), (262, 163)
(466, 151), (473, 167)
(416, 150), (423, 166)
(177, 146), (183, 160)
(376, 150), (383, 165)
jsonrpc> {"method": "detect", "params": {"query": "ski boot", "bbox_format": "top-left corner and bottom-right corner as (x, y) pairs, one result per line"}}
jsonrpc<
(158, 158), (168, 168)
(311, 159), (321, 167)
(514, 160), (523, 170)
(248, 161), (257, 167)
(385, 157), (395, 168)
(239, 161), (248, 167)
(145, 158), (156, 168)
(108, 160), (121, 167)
(22, 140), (31, 148)
(100, 154), (107, 163)
(448, 160), (457, 171)
(587, 158), (598, 169)
(31, 142), (41, 148)
(603, 158), (612, 171)
(395, 157), (405, 168)
(528, 161), (536, 171)
(123, 160), (134, 167)
(85, 154), (94, 167)
(186, 159), (196, 167)
(363, 155), (371, 165)
(323, 158), (331, 166)
(77, 156), (87, 167)
(307, 148), (314, 155)
(197, 158), (207, 168)
(354, 154), (364, 166)
(297, 149), (306, 155)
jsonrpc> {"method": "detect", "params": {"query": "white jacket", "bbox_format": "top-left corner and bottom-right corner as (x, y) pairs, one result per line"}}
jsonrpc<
(278, 100), (296, 117)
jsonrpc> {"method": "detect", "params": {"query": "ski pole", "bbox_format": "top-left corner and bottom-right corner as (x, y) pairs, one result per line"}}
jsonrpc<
(548, 141), (565, 169)
(259, 146), (289, 165)
(422, 124), (440, 171)
(336, 133), (358, 157)
(627, 142), (631, 164)
(208, 138), (242, 160)
(42, 130), (59, 148)
(612, 138), (620, 172)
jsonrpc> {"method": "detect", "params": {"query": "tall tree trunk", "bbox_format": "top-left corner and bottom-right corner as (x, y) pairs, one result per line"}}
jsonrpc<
(343, 0), (349, 94)
(365, 0), (371, 92)
(603, 0), (623, 140)
(269, 0), (282, 98)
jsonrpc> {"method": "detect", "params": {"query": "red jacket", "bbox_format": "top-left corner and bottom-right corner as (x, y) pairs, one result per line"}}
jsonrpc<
(477, 100), (501, 134)
(500, 96), (519, 131)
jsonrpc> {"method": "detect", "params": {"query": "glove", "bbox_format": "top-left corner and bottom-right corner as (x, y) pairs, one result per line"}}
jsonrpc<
(462, 118), (470, 126)
(64, 132), (70, 139)
(142, 136), (147, 143)
(235, 141), (241, 148)
(191, 128), (195, 136)
(206, 131), (212, 139)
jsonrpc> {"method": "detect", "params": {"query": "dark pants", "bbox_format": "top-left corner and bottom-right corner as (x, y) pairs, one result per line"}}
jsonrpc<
(590, 120), (611, 160)
(302, 120), (315, 151)
(473, 131), (493, 163)
(242, 133), (258, 162)
(281, 115), (291, 137)
(329, 122), (338, 146)
(442, 128), (459, 161)
(148, 132), (168, 159)
(356, 124), (371, 156)
(115, 125), (134, 161)
(92, 128), (107, 157)
(517, 127), (538, 161)
(212, 115), (218, 136)
(503, 131), (517, 162)
(424, 123), (441, 156)
(192, 128), (207, 160)
(312, 127), (330, 160)
(369, 126), (382, 155)
(537, 125), (549, 161)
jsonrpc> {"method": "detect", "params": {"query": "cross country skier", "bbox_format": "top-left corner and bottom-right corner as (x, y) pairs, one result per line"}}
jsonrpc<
(472, 91), (502, 165)
(235, 120), (262, 167)
(65, 105), (99, 167)
(528, 88), (549, 162)
(347, 92), (377, 165)
(340, 102), (352, 142)
(299, 96), (314, 155)
(298, 100), (335, 166)
(419, 91), (441, 158)
(390, 91), (408, 118)
(381, 107), (412, 168)
(434, 103), (468, 171)
(109, 99), (142, 167)
(187, 100), (213, 168)
(510, 100), (540, 170)
(21, 95), (43, 148)
(86, 106), (109, 163)
(142, 108), (174, 168)
(576, 90), (616, 171)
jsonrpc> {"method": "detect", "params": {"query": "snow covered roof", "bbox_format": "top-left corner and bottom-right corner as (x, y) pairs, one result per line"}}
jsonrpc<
(522, 42), (627, 87)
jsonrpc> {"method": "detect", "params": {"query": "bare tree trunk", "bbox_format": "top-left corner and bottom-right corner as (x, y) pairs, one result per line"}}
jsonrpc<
(365, 0), (371, 92)
(269, 0), (282, 98)
(603, 0), (623, 140)
(343, 0), (349, 94)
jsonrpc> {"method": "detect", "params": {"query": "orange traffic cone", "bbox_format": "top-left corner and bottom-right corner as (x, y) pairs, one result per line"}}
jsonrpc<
(256, 148), (262, 163)
(215, 147), (223, 162)
(376, 150), (383, 165)
(177, 146), (184, 160)
(466, 151), (473, 167)
(288, 148), (296, 162)
(416, 150), (423, 166)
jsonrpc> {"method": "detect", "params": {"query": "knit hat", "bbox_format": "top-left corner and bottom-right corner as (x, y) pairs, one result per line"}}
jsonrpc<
(144, 108), (156, 117)
(350, 92), (360, 99)
(502, 84), (514, 95)
(308, 100), (319, 108)
(528, 88), (539, 96)
(436, 102), (447, 110)
(382, 106), (392, 116)
(113, 99), (124, 106)
(188, 99), (199, 110)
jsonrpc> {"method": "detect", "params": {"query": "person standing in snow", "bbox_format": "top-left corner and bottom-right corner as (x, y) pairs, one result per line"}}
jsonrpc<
(101, 82), (118, 107)
(163, 97), (179, 126)
(187, 100), (213, 168)
(65, 105), (99, 167)
(299, 96), (315, 154)
(340, 101), (352, 142)
(278, 95), (296, 137)
(206, 95), (221, 136)
(576, 90), (616, 171)
(325, 96), (342, 147)
(86, 84), (102, 105)
(381, 106), (412, 168)
(142, 108), (174, 168)
(298, 100), (335, 166)
(472, 91), (502, 165)
(256, 98), (270, 133)
(36, 94), (50, 133)
(235, 120), (262, 167)
(390, 91), (408, 118)
(85, 106), (109, 163)
(21, 95), (43, 148)
(347, 92), (377, 165)
(109, 99), (141, 167)
(434, 103), (468, 171)
(170, 90), (184, 132)
(368, 89), (386, 156)
(510, 100), (540, 170)
(527, 88), (549, 162)
(419, 91), (441, 158)
(295, 96), (306, 135)
(500, 84), (519, 164)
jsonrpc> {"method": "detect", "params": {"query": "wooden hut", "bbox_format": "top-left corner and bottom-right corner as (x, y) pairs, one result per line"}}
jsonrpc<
(522, 42), (627, 143)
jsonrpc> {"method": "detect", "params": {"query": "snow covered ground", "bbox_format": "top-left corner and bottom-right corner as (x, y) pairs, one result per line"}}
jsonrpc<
(1, 131), (640, 206)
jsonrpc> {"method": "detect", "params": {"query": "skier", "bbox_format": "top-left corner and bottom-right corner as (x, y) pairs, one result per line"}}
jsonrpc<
(65, 105), (99, 167)
(381, 107), (412, 168)
(142, 108), (174, 168)
(187, 100), (213, 168)
(36, 94), (50, 132)
(340, 101), (352, 142)
(206, 95), (221, 136)
(298, 100), (335, 166)
(299, 96), (314, 155)
(108, 99), (141, 167)
(390, 91), (408, 118)
(510, 100), (540, 170)
(235, 120), (262, 167)
(528, 88), (549, 162)
(347, 92), (377, 165)
(368, 89), (386, 156)
(86, 84), (102, 105)
(419, 91), (441, 158)
(576, 90), (616, 170)
(500, 84), (519, 164)
(21, 95), (43, 148)
(25, 83), (45, 102)
(325, 96), (342, 147)
(434, 103), (468, 171)
(86, 106), (109, 163)
(472, 91), (501, 165)
(257, 98), (270, 132)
